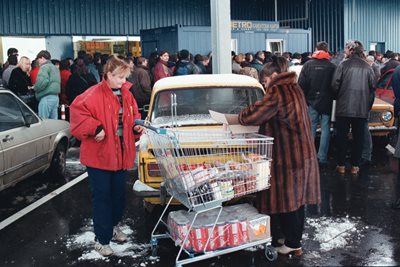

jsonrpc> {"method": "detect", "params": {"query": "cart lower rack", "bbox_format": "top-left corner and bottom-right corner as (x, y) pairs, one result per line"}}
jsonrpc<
(136, 120), (277, 266)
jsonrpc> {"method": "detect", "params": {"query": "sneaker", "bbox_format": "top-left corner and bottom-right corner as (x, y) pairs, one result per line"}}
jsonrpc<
(94, 242), (114, 257)
(350, 166), (360, 175)
(276, 244), (303, 256)
(336, 165), (345, 175)
(112, 226), (128, 242)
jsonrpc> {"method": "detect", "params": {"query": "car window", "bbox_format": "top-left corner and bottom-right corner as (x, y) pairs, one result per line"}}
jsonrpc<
(16, 98), (39, 125)
(0, 94), (37, 131)
(151, 87), (264, 124)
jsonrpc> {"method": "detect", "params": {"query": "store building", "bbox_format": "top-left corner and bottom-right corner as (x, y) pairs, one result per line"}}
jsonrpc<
(140, 22), (311, 58)
(0, 0), (399, 62)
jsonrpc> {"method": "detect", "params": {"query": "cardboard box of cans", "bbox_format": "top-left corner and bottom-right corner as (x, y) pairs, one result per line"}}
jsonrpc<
(167, 203), (270, 252)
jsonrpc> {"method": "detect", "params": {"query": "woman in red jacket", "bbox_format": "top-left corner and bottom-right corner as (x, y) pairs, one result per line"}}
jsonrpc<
(70, 56), (143, 257)
(152, 50), (172, 83)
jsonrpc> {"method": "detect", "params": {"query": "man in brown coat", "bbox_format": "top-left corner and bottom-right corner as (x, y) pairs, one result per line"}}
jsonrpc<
(239, 57), (320, 256)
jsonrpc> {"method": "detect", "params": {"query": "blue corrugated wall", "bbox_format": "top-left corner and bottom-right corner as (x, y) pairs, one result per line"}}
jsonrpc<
(344, 0), (400, 53)
(1, 0), (398, 52)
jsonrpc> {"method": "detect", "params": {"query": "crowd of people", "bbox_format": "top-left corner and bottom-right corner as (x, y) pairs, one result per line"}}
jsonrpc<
(1, 41), (400, 257)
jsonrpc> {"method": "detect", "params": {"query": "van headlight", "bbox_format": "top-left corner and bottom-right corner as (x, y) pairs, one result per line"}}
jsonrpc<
(382, 111), (393, 122)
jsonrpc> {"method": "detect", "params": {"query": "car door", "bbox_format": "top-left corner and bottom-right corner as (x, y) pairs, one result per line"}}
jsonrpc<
(0, 141), (4, 189)
(0, 92), (43, 189)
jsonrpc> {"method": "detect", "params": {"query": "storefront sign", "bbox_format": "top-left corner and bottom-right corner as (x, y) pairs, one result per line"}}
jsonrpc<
(231, 20), (279, 32)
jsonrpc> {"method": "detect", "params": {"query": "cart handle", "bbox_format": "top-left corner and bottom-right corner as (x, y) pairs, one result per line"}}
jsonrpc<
(135, 120), (167, 134)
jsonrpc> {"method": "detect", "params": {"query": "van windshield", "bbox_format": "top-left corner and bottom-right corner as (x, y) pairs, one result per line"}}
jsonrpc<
(151, 87), (264, 127)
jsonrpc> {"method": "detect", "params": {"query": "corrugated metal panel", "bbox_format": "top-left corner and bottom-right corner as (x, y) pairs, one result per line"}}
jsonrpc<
(0, 0), (212, 36)
(277, 0), (344, 52)
(8, 0), (394, 54)
(344, 0), (400, 52)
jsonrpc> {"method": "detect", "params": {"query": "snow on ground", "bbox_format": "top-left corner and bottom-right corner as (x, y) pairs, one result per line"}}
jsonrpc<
(306, 216), (364, 252)
(65, 219), (160, 265)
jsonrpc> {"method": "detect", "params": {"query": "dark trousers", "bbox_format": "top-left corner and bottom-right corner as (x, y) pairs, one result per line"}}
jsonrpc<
(87, 167), (126, 245)
(271, 205), (305, 248)
(335, 116), (366, 166)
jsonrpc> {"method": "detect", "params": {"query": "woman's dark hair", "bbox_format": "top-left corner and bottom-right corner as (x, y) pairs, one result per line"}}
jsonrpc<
(73, 58), (88, 76)
(8, 55), (18, 65)
(259, 56), (288, 78)
(60, 59), (70, 71)
(158, 50), (169, 58)
(245, 52), (254, 62)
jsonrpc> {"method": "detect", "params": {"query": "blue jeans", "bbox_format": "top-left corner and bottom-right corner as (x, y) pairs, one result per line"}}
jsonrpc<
(308, 106), (331, 163)
(38, 94), (59, 119)
(87, 167), (126, 245)
(361, 115), (372, 161)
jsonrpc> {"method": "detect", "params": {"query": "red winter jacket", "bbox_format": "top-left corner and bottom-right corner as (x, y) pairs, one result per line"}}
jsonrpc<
(70, 80), (141, 171)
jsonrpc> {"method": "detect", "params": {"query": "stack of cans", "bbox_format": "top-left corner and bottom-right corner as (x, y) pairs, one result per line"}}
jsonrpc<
(167, 204), (270, 252)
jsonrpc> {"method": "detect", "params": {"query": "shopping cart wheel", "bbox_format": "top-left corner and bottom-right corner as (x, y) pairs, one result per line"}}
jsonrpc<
(265, 245), (278, 261)
(151, 245), (158, 257)
(150, 238), (158, 257)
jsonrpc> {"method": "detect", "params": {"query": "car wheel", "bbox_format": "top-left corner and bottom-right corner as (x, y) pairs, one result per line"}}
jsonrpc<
(49, 142), (67, 178)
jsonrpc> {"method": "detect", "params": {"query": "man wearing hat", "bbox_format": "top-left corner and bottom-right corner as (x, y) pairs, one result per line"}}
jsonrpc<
(34, 50), (61, 119)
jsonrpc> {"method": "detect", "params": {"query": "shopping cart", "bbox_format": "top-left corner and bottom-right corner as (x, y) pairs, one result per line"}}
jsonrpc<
(135, 120), (277, 267)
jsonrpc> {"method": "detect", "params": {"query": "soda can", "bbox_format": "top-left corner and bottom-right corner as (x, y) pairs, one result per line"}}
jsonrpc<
(227, 219), (242, 247)
(204, 223), (218, 251)
(215, 221), (227, 249)
(176, 216), (191, 249)
(190, 221), (207, 252)
(238, 215), (249, 244)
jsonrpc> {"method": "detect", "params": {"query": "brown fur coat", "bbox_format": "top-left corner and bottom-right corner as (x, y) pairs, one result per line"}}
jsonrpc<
(239, 72), (320, 214)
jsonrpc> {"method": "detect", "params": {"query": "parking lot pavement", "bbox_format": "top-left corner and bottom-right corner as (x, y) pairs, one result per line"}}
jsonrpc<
(1, 147), (400, 266)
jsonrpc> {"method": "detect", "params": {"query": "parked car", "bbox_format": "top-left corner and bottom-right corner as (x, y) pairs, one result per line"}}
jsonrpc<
(133, 74), (264, 210)
(0, 89), (71, 191)
(133, 74), (396, 210)
(367, 97), (396, 137)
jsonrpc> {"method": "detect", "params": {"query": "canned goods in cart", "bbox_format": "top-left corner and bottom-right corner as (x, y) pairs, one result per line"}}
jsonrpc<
(227, 219), (242, 247)
(190, 221), (208, 252)
(175, 216), (192, 249)
(238, 216), (249, 244)
(204, 223), (218, 251)
(215, 221), (228, 249)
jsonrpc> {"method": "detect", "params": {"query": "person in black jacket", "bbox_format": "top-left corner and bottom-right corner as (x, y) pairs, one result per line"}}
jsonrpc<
(331, 40), (375, 176)
(66, 58), (97, 104)
(8, 56), (38, 111)
(298, 42), (336, 167)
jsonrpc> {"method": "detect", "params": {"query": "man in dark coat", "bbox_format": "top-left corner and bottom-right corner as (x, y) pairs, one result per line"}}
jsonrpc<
(240, 57), (320, 256)
(332, 40), (375, 175)
(130, 57), (152, 119)
(298, 41), (336, 166)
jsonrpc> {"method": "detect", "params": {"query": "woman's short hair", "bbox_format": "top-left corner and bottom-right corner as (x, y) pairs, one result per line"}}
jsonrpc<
(103, 55), (130, 80)
(260, 56), (288, 78)
(17, 56), (31, 69)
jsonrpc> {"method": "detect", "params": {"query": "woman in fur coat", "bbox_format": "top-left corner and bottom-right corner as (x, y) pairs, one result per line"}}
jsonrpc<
(239, 56), (320, 256)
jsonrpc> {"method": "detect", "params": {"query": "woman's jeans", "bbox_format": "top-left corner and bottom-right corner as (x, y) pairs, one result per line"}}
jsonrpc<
(87, 167), (126, 245)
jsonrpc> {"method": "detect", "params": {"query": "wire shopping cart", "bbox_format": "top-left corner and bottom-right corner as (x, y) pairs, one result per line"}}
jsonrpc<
(135, 120), (277, 267)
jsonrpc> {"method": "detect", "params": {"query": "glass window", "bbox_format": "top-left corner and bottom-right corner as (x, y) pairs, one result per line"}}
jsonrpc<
(0, 94), (34, 131)
(151, 87), (264, 124)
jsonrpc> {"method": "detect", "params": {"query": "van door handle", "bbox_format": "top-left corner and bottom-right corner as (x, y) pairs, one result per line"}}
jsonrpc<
(2, 135), (14, 142)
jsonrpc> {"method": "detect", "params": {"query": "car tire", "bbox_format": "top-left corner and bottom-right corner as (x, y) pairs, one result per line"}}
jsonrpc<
(48, 142), (67, 178)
